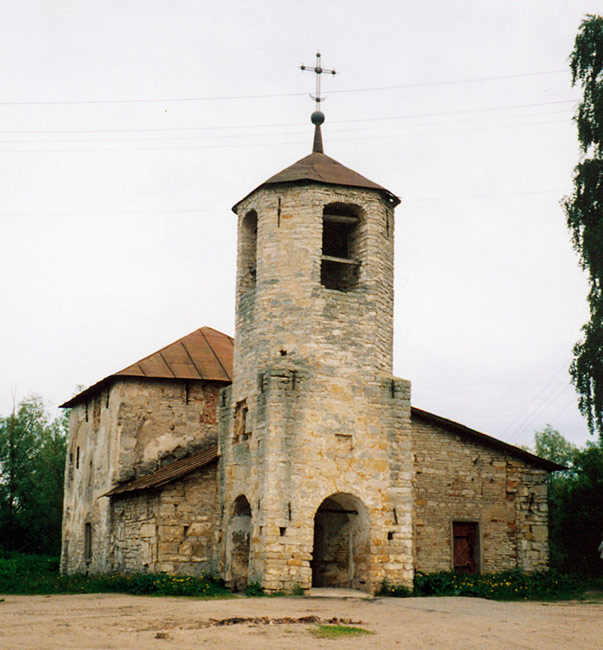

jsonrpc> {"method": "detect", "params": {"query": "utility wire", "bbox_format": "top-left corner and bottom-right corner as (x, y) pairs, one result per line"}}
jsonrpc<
(0, 99), (576, 136)
(0, 117), (571, 154)
(510, 381), (572, 443)
(0, 70), (568, 106)
(500, 359), (572, 438)
(0, 107), (572, 146)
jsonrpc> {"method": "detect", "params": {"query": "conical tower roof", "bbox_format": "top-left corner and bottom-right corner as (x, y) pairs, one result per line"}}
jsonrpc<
(232, 123), (400, 212)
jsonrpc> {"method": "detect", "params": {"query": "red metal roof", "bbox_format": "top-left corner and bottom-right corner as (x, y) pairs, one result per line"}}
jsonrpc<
(232, 150), (400, 212)
(103, 445), (218, 497)
(61, 327), (233, 407)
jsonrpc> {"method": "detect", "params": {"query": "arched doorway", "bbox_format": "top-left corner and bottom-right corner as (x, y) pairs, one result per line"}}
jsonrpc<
(228, 495), (252, 591)
(311, 493), (370, 590)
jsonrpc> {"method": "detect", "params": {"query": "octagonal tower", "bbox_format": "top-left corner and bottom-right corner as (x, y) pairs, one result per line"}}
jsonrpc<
(218, 117), (413, 593)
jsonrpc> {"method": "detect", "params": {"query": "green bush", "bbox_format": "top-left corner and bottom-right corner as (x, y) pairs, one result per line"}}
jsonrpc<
(0, 552), (59, 577)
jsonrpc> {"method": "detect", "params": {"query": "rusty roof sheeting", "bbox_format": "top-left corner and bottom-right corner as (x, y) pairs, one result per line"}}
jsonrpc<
(233, 151), (400, 212)
(61, 327), (233, 408)
(103, 445), (218, 497)
(411, 407), (565, 472)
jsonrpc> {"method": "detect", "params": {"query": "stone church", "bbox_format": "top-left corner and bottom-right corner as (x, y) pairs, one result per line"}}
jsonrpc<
(60, 104), (561, 593)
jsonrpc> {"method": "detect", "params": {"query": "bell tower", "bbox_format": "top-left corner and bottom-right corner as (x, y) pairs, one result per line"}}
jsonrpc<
(218, 55), (413, 593)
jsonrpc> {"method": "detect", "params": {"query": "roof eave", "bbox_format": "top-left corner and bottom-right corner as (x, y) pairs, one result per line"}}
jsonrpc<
(102, 445), (219, 497)
(411, 406), (566, 472)
(232, 178), (400, 214)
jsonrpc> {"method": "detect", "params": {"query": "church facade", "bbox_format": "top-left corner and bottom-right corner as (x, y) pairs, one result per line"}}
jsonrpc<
(60, 117), (560, 593)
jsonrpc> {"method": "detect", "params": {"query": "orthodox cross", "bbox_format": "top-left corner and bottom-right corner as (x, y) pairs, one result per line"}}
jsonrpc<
(300, 52), (336, 112)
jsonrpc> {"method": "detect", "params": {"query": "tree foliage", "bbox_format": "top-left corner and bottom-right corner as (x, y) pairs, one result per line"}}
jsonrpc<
(0, 396), (68, 555)
(533, 424), (578, 468)
(564, 15), (603, 437)
(530, 426), (603, 575)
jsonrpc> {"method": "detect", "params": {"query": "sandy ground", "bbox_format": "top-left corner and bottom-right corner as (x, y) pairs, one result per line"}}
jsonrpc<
(0, 592), (602, 650)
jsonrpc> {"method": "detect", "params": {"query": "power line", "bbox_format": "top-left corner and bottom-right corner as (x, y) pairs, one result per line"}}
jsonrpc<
(0, 116), (572, 154)
(510, 380), (572, 443)
(0, 107), (572, 146)
(0, 99), (576, 136)
(0, 70), (568, 106)
(501, 359), (572, 438)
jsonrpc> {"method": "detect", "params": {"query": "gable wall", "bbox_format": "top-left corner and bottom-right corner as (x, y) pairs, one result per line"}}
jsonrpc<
(115, 378), (222, 482)
(61, 377), (223, 574)
(412, 416), (549, 574)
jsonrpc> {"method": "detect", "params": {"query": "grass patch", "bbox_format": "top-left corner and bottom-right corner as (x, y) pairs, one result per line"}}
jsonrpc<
(0, 553), (231, 597)
(311, 624), (373, 639)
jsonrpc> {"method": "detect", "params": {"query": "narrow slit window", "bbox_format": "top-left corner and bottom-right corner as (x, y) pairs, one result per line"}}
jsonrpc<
(240, 210), (258, 292)
(84, 523), (92, 562)
(320, 203), (362, 291)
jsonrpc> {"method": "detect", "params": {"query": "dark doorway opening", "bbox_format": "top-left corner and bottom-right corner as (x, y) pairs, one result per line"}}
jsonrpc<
(311, 493), (370, 590)
(229, 495), (252, 591)
(453, 521), (479, 574)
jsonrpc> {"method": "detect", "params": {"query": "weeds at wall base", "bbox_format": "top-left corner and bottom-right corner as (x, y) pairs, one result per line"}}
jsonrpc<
(2, 554), (602, 601)
(379, 570), (603, 601)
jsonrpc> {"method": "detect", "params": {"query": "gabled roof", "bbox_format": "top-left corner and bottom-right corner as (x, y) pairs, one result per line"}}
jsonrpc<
(232, 150), (400, 212)
(103, 445), (218, 497)
(411, 407), (565, 472)
(61, 327), (233, 408)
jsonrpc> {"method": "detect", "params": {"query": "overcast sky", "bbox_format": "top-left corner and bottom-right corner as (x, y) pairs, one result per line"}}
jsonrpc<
(1, 1), (600, 448)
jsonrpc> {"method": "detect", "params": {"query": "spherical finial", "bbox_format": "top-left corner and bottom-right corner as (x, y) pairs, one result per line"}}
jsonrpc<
(311, 110), (325, 125)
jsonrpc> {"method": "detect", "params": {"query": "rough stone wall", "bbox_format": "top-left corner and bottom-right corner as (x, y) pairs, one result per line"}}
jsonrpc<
(116, 378), (222, 481)
(233, 184), (395, 404)
(219, 182), (414, 594)
(110, 462), (218, 574)
(61, 377), (223, 574)
(60, 390), (118, 574)
(412, 416), (549, 574)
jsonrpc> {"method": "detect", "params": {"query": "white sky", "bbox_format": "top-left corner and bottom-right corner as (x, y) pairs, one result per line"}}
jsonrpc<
(0, 0), (599, 448)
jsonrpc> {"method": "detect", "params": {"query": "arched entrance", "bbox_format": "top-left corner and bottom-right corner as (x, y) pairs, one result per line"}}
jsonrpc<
(311, 493), (370, 590)
(228, 495), (252, 591)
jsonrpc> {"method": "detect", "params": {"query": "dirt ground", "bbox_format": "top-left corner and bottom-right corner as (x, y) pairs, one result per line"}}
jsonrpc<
(1, 592), (602, 650)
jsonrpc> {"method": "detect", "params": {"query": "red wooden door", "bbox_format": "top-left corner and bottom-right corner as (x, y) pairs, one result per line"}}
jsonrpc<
(453, 522), (479, 574)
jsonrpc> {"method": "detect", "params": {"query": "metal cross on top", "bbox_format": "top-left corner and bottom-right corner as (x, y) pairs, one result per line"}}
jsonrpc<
(300, 52), (336, 112)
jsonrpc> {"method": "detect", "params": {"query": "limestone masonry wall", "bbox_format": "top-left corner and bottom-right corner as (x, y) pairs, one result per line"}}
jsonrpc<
(61, 377), (223, 574)
(111, 463), (218, 574)
(412, 415), (549, 574)
(116, 378), (222, 481)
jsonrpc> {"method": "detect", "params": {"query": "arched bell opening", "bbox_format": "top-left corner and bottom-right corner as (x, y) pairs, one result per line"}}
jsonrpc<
(311, 493), (370, 590)
(227, 494), (252, 591)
